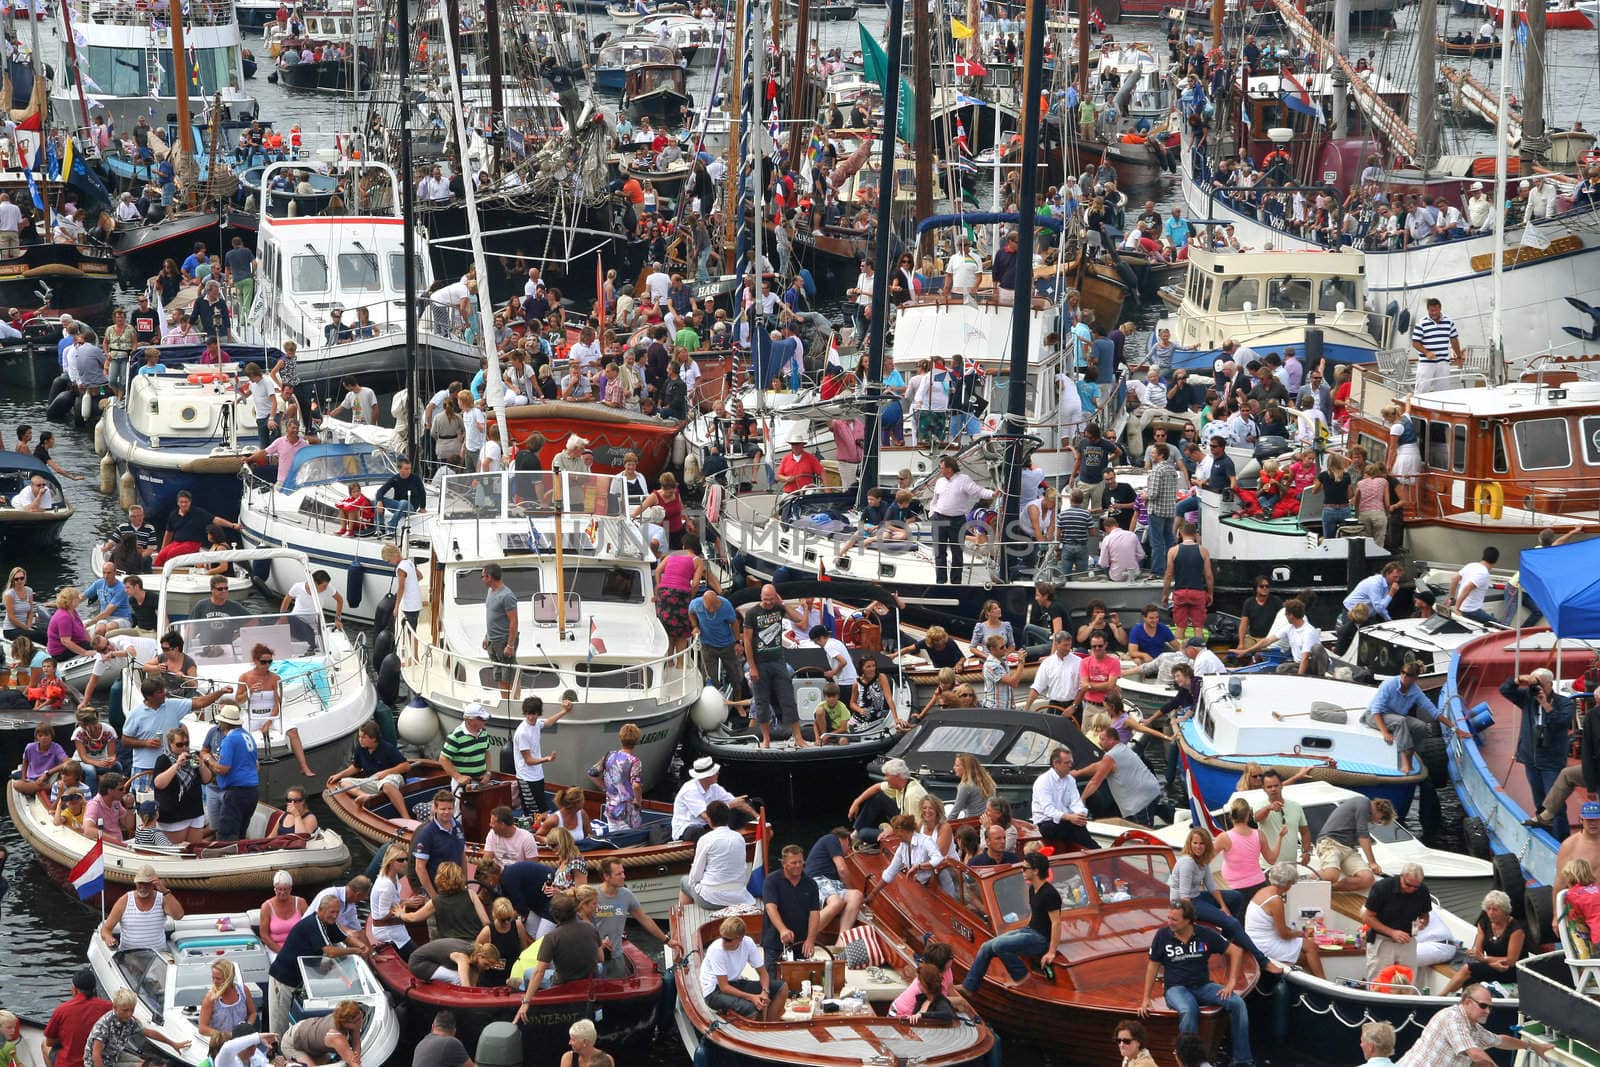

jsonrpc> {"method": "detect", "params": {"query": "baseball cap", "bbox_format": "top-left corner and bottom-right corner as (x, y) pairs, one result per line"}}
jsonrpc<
(1582, 801), (1600, 821)
(464, 704), (491, 720)
(1186, 636), (1208, 648)
(1414, 588), (1437, 605)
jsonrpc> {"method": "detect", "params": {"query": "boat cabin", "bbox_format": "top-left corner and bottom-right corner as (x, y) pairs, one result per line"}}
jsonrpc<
(1187, 674), (1409, 775)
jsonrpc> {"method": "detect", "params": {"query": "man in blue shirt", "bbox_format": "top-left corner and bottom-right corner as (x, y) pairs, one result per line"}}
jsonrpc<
(123, 677), (228, 777)
(202, 704), (259, 841)
(1140, 900), (1251, 1060)
(412, 788), (466, 897)
(180, 241), (206, 282)
(82, 560), (132, 635)
(689, 588), (740, 694)
(1163, 206), (1189, 254)
(1360, 660), (1443, 774)
(1342, 562), (1406, 623)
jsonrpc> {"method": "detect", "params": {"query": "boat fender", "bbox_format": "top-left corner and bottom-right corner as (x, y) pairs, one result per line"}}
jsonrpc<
(1524, 884), (1556, 948)
(397, 694), (440, 747)
(376, 593), (396, 622)
(1384, 300), (1401, 325)
(267, 71), (278, 84)
(46, 388), (74, 419)
(79, 389), (95, 423)
(93, 418), (106, 456)
(690, 684), (729, 730)
(1491, 853), (1526, 919)
(376, 652), (402, 706)
(250, 557), (271, 583)
(1473, 481), (1504, 520)
(1373, 964), (1413, 994)
(1462, 815), (1492, 860)
(98, 454), (116, 494)
(372, 628), (395, 667)
(1396, 308), (1412, 335)
(985, 1033), (1003, 1067)
(1269, 973), (1293, 1040)
(118, 470), (137, 509)
(346, 562), (365, 609)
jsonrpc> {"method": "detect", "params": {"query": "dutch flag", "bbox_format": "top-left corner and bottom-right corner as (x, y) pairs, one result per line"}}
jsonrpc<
(70, 839), (105, 901)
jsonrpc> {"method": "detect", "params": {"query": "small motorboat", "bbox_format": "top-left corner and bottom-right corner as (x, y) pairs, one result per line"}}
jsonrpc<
(1437, 32), (1502, 55)
(7, 784), (350, 909)
(0, 450), (73, 546)
(88, 541), (251, 617)
(621, 62), (693, 123)
(668, 901), (997, 1065)
(88, 912), (399, 1067)
(242, 47), (258, 77)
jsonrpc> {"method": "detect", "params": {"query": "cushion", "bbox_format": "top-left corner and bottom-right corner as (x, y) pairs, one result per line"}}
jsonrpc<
(839, 925), (890, 968)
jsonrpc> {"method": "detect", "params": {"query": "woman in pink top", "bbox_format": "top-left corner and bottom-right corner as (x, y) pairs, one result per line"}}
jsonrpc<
(653, 533), (716, 655)
(258, 870), (308, 952)
(1214, 797), (1287, 916)
(1354, 462), (1391, 546)
(890, 942), (954, 1016)
(46, 587), (90, 659)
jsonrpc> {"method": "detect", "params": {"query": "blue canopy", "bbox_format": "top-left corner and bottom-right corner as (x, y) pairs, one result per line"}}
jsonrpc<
(1517, 538), (1600, 638)
(281, 443), (396, 492)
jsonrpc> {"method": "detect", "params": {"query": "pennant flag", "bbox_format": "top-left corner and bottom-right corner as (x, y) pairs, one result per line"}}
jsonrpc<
(69, 839), (105, 900)
(1279, 67), (1322, 122)
(1516, 19), (1528, 44)
(1520, 222), (1551, 251)
(859, 24), (915, 143)
(950, 15), (973, 37)
(584, 517), (598, 542)
(60, 135), (72, 185)
(588, 617), (606, 656)
(954, 54), (987, 78)
(23, 164), (42, 211)
(955, 91), (988, 108)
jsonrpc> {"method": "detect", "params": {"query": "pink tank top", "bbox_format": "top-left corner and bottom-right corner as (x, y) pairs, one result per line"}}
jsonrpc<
(658, 552), (696, 592)
(1220, 826), (1265, 888)
(267, 900), (302, 944)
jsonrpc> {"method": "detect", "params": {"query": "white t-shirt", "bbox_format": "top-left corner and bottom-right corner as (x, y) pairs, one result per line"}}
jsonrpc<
(820, 637), (858, 686)
(569, 339), (601, 371)
(1191, 648), (1227, 675)
(855, 271), (873, 307)
(1457, 561), (1491, 612)
(699, 934), (763, 996)
(946, 252), (980, 292)
(907, 372), (929, 412)
(344, 386), (378, 424)
(645, 271), (671, 302)
(369, 873), (410, 948)
(287, 579), (322, 618)
(247, 377), (277, 419)
(1275, 619), (1322, 662)
(390, 560), (421, 615)
(11, 484), (51, 510)
(512, 718), (545, 782)
(92, 635), (160, 679)
(480, 439), (504, 473)
(463, 407), (487, 450)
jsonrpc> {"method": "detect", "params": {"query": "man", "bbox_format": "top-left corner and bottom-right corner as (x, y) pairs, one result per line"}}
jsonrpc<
(413, 788), (466, 897)
(483, 805), (540, 865)
(1314, 795), (1397, 892)
(1026, 631), (1082, 711)
(929, 455), (994, 586)
(696, 914), (788, 1022)
(248, 418), (314, 486)
(1072, 422), (1115, 510)
(1555, 802), (1600, 896)
(1096, 513), (1144, 581)
(327, 719), (411, 818)
(1361, 863), (1431, 982)
(480, 564), (519, 698)
(1174, 436), (1238, 529)
(153, 489), (241, 567)
(267, 893), (365, 1032)
(679, 800), (754, 909)
(187, 575), (251, 650)
(846, 757), (930, 845)
(1524, 670), (1600, 829)
(1183, 635), (1227, 676)
(1145, 444), (1181, 579)
(594, 857), (675, 976)
(373, 457), (427, 535)
(0, 191), (20, 255)
(944, 237), (981, 303)
(969, 822), (1022, 867)
(281, 569), (343, 651)
(1236, 577), (1282, 657)
(1344, 561), (1407, 623)
(962, 852), (1060, 993)
(990, 230), (1020, 303)
(1411, 298), (1465, 394)
(310, 876), (373, 950)
(414, 1011), (473, 1067)
(439, 703), (494, 790)
(1079, 630), (1123, 709)
(1364, 660), (1457, 772)
(1032, 746), (1099, 851)
(1502, 668), (1575, 840)
(82, 560), (133, 635)
(762, 844), (821, 967)
(98, 867), (184, 950)
(803, 827), (865, 933)
(42, 968), (114, 1067)
(741, 584), (809, 748)
(1057, 488), (1095, 575)
(224, 236), (256, 314)
(1447, 546), (1500, 625)
(689, 588), (740, 693)
(1250, 769), (1313, 866)
(1127, 603), (1177, 665)
(201, 704), (259, 841)
(776, 438), (823, 493)
(83, 773), (132, 842)
(1238, 598), (1328, 676)
(105, 503), (158, 566)
(1078, 723), (1165, 825)
(1161, 522), (1215, 639)
(672, 756), (756, 841)
(1395, 986), (1554, 1066)
(1139, 900), (1252, 1066)
(123, 677), (226, 777)
(1023, 581), (1070, 645)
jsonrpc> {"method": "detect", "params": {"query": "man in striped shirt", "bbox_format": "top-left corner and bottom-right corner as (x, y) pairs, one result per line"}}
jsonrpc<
(439, 703), (494, 789)
(1057, 488), (1096, 575)
(1410, 298), (1463, 393)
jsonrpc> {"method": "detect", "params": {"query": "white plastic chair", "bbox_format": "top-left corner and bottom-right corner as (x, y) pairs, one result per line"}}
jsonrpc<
(1555, 889), (1600, 995)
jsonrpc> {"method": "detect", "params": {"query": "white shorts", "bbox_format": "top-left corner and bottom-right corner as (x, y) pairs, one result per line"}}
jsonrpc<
(352, 773), (405, 795)
(429, 965), (463, 985)
(158, 815), (207, 833)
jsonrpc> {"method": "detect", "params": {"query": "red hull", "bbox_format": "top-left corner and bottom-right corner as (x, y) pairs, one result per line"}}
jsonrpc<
(1483, 4), (1593, 27)
(504, 401), (681, 477)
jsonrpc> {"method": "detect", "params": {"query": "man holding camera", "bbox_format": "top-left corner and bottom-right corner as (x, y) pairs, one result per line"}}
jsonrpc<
(1503, 668), (1575, 840)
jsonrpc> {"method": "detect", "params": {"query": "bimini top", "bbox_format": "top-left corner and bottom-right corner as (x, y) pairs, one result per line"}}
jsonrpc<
(280, 442), (398, 493)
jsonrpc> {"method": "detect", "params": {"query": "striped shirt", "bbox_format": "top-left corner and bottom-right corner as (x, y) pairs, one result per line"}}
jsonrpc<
(1146, 461), (1181, 517)
(1058, 506), (1096, 546)
(115, 521), (158, 549)
(440, 724), (492, 778)
(1411, 314), (1458, 361)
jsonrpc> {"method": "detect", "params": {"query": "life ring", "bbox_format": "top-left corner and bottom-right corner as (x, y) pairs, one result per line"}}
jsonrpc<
(187, 372), (220, 384)
(1112, 828), (1167, 848)
(1373, 964), (1413, 994)
(1473, 481), (1504, 520)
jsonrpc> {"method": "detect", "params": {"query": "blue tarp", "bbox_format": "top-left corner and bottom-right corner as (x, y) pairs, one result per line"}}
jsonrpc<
(1517, 538), (1600, 638)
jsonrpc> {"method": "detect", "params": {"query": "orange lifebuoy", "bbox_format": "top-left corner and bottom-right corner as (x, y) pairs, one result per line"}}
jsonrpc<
(187, 372), (220, 384)
(1120, 133), (1148, 144)
(1373, 964), (1413, 994)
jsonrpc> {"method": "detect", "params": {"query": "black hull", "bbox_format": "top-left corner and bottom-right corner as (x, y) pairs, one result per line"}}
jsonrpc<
(294, 339), (481, 395)
(109, 213), (222, 279)
(0, 515), (71, 547)
(682, 724), (900, 813)
(419, 200), (634, 306)
(624, 91), (691, 123)
(0, 275), (115, 324)
(276, 59), (373, 93)
(1273, 984), (1516, 1067)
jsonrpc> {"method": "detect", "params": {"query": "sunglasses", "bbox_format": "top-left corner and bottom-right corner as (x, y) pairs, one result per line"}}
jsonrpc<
(1115, 1038), (1136, 1045)
(171, 741), (189, 749)
(287, 797), (306, 804)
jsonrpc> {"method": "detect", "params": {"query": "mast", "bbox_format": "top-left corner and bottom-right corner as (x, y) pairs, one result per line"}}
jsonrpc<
(1331, 0), (1349, 138)
(749, 2), (764, 285)
(399, 0), (418, 461)
(853, 0), (906, 509)
(723, 0), (745, 267)
(1077, 0), (1089, 99)
(1415, 0), (1438, 171)
(998, 0), (1043, 583)
(913, 0), (931, 245)
(1489, 0), (1516, 372)
(58, 0), (89, 131)
(484, 0), (504, 175)
(168, 0), (196, 210)
(785, 0), (809, 168)
(1520, 0), (1548, 167)
(1209, 0), (1222, 55)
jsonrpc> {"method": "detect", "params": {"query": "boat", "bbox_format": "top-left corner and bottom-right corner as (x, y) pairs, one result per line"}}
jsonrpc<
(0, 451), (73, 546)
(324, 760), (764, 916)
(604, 0), (693, 26)
(668, 901), (998, 1066)
(87, 912), (399, 1067)
(628, 12), (717, 63)
(274, 52), (374, 93)
(503, 400), (684, 477)
(394, 469), (700, 795)
(621, 62), (693, 123)
(1476, 0), (1594, 27)
(1329, 608), (1500, 695)
(1437, 33), (1502, 56)
(263, 9), (382, 55)
(1513, 950), (1600, 1067)
(97, 345), (264, 521)
(236, 0), (281, 31)
(370, 940), (662, 1060)
(234, 159), (480, 393)
(1177, 673), (1429, 815)
(783, 0), (859, 19)
(592, 37), (678, 93)
(842, 839), (1260, 1061)
(1155, 246), (1398, 372)
(6, 785), (350, 908)
(88, 540), (251, 616)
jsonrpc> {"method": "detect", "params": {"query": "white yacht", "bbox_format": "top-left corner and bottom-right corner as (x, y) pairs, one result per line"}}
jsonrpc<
(395, 469), (699, 792)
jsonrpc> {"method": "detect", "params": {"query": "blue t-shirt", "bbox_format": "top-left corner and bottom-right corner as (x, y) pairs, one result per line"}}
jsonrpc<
(689, 597), (737, 647)
(216, 728), (259, 788)
(181, 252), (201, 276)
(84, 577), (131, 619)
(804, 833), (845, 882)
(413, 817), (466, 882)
(123, 698), (193, 773)
(1128, 622), (1175, 659)
(1206, 453), (1237, 493)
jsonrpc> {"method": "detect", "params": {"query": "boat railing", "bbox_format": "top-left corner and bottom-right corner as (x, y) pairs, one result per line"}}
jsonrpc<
(70, 0), (237, 28)
(154, 621), (364, 722)
(1353, 349), (1494, 414)
(243, 291), (438, 358)
(396, 615), (700, 705)
(241, 468), (410, 539)
(432, 470), (653, 558)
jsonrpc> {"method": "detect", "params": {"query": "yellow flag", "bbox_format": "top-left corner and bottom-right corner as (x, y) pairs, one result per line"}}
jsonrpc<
(60, 134), (73, 180)
(951, 16), (973, 37)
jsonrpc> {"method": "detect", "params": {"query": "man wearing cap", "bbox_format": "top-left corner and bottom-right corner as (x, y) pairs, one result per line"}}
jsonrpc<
(1503, 669), (1575, 840)
(200, 704), (259, 842)
(99, 864), (183, 951)
(439, 703), (494, 790)
(672, 757), (756, 841)
(43, 967), (114, 1067)
(1465, 181), (1494, 232)
(776, 438), (823, 494)
(1183, 635), (1227, 675)
(846, 758), (930, 845)
(741, 584), (810, 749)
(1555, 803), (1600, 897)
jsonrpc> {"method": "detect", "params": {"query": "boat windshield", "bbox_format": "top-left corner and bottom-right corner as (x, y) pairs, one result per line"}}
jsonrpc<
(1355, 633), (1417, 679)
(298, 954), (382, 1000)
(914, 724), (1007, 759)
(169, 608), (330, 663)
(1083, 851), (1173, 905)
(118, 949), (168, 1021)
(439, 472), (631, 520)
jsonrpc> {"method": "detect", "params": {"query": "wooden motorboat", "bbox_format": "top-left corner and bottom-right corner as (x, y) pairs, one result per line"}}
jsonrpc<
(371, 940), (661, 1058)
(7, 783), (350, 908)
(668, 902), (997, 1066)
(504, 399), (683, 476)
(1437, 33), (1502, 55)
(843, 840), (1260, 1061)
(323, 762), (763, 915)
(88, 912), (400, 1067)
(621, 62), (692, 123)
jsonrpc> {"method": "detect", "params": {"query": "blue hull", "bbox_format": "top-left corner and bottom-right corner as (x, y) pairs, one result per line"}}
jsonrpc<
(1172, 340), (1377, 374)
(594, 69), (625, 92)
(1184, 742), (1418, 817)
(131, 466), (243, 523)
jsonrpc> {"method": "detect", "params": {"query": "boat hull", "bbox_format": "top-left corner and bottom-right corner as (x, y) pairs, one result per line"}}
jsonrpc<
(1182, 739), (1422, 817)
(275, 58), (374, 92)
(504, 401), (681, 476)
(1171, 338), (1377, 373)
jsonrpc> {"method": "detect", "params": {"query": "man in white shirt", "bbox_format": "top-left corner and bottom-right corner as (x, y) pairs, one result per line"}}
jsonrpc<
(1183, 636), (1228, 675)
(928, 454), (994, 586)
(416, 165), (450, 201)
(114, 192), (142, 223)
(644, 262), (672, 303)
(678, 800), (754, 908)
(1239, 597), (1327, 676)
(1448, 546), (1500, 625)
(567, 326), (602, 379)
(1026, 632), (1082, 710)
(672, 757), (756, 840)
(523, 266), (543, 303)
(80, 632), (160, 708)
(1031, 746), (1097, 851)
(944, 238), (981, 304)
(1465, 181), (1494, 231)
(429, 278), (473, 331)
(699, 915), (786, 1021)
(1526, 175), (1558, 221)
(11, 474), (51, 511)
(0, 191), (20, 255)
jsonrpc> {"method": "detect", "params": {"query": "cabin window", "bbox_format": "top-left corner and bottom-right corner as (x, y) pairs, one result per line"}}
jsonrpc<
(1195, 275), (1214, 310)
(921, 725), (1005, 755)
(1217, 278), (1259, 312)
(1002, 730), (1056, 767)
(1426, 419), (1451, 472)
(290, 253), (329, 293)
(990, 872), (1030, 926)
(389, 253), (425, 290)
(1087, 852), (1174, 903)
(1493, 424), (1508, 473)
(563, 565), (645, 604)
(1452, 424), (1467, 473)
(453, 566), (540, 603)
(1358, 433), (1388, 468)
(338, 252), (382, 292)
(573, 662), (648, 689)
(1580, 416), (1600, 466)
(1266, 277), (1312, 313)
(1317, 277), (1359, 313)
(1514, 418), (1572, 471)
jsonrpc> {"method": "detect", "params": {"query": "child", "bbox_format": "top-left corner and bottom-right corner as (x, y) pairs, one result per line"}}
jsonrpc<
(47, 759), (86, 813)
(1256, 458), (1287, 515)
(15, 722), (68, 795)
(133, 800), (172, 848)
(910, 667), (958, 725)
(1158, 662), (1200, 792)
(812, 681), (850, 744)
(1288, 448), (1319, 495)
(71, 710), (118, 791)
(336, 480), (374, 536)
(512, 691), (576, 816)
(810, 624), (858, 707)
(980, 634), (1024, 710)
(27, 658), (70, 710)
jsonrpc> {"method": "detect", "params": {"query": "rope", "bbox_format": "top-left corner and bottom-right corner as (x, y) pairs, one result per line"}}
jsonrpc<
(1293, 991), (1430, 1036)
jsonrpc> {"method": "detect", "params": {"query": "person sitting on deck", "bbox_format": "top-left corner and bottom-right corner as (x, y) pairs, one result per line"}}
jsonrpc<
(696, 915), (789, 1022)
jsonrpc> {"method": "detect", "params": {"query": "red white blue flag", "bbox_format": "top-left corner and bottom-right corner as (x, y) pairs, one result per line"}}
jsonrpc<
(70, 839), (105, 900)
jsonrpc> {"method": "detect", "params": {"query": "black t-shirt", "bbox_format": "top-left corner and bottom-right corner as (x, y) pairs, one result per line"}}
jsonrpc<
(804, 834), (845, 881)
(1316, 471), (1350, 507)
(916, 639), (962, 669)
(152, 752), (203, 822)
(969, 850), (1022, 867)
(1108, 484), (1138, 529)
(761, 874), (821, 952)
(269, 914), (346, 985)
(1366, 875), (1431, 935)
(1148, 924), (1229, 989)
(352, 738), (406, 777)
(127, 592), (158, 631)
(1028, 600), (1070, 638)
(1076, 437), (1112, 485)
(167, 506), (216, 544)
(132, 310), (160, 343)
(1241, 595), (1282, 640)
(539, 920), (603, 984)
(743, 604), (788, 662)
(1028, 880), (1062, 940)
(501, 861), (556, 918)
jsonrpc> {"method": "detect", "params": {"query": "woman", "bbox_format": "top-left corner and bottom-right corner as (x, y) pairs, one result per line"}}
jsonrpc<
(631, 471), (685, 549)
(914, 254), (943, 296)
(1168, 827), (1280, 973)
(916, 793), (955, 862)
(950, 754), (996, 820)
(545, 826), (589, 892)
(278, 787), (318, 835)
(430, 392), (465, 467)
(198, 958), (257, 1053)
(1214, 796), (1287, 912)
(155, 259), (183, 305)
(258, 870), (307, 953)
(1354, 462), (1390, 546)
(3, 568), (50, 643)
(888, 253), (916, 305)
(608, 452), (650, 511)
(1112, 1019), (1158, 1067)
(562, 1020), (612, 1067)
(980, 795), (1017, 853)
(1441, 888), (1526, 994)
(890, 941), (953, 1018)
(848, 655), (896, 730)
(476, 896), (531, 984)
(538, 786), (591, 844)
(396, 861), (487, 941)
(143, 632), (198, 694)
(281, 1000), (363, 1066)
(369, 844), (415, 959)
(587, 723), (643, 830)
(1384, 399), (1422, 488)
(151, 727), (211, 845)
(653, 533), (710, 656)
(1235, 762), (1310, 791)
(969, 599), (1015, 651)
(47, 588), (90, 660)
(1244, 863), (1325, 977)
(406, 938), (503, 988)
(1316, 453), (1353, 539)
(107, 532), (144, 577)
(105, 308), (135, 394)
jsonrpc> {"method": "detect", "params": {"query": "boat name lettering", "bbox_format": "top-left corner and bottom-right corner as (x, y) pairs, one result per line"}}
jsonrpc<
(638, 727), (671, 746)
(951, 919), (974, 941)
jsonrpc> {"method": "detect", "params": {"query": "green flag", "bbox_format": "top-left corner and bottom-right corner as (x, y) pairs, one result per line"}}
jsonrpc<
(858, 24), (915, 144)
